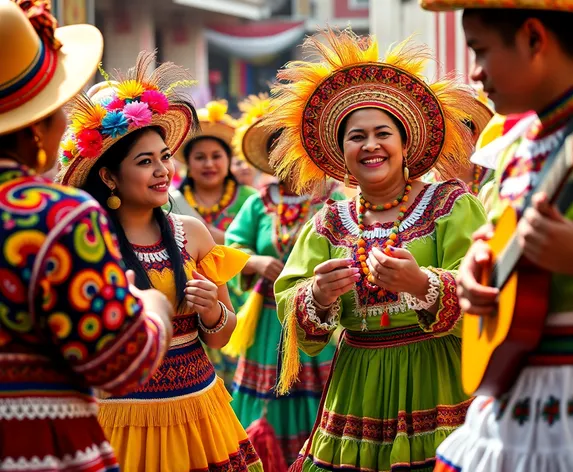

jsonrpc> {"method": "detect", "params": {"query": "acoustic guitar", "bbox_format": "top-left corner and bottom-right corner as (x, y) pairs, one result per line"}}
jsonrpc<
(462, 129), (573, 397)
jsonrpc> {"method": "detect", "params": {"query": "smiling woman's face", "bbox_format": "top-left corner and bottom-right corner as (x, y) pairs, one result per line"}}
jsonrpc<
(112, 129), (174, 209)
(186, 138), (230, 190)
(342, 108), (407, 190)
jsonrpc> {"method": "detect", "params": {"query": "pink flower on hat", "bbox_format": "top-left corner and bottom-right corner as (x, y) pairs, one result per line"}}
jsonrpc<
(141, 90), (169, 114)
(106, 97), (126, 111)
(76, 129), (103, 158)
(123, 101), (153, 127)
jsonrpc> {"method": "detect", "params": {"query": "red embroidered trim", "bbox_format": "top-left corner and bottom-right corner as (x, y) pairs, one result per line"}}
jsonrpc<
(188, 438), (260, 472)
(294, 282), (333, 343)
(234, 357), (330, 396)
(319, 400), (472, 444)
(344, 326), (433, 349)
(424, 268), (461, 334)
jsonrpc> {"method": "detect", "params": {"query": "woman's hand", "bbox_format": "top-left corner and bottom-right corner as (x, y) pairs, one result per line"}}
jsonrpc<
(185, 270), (221, 327)
(366, 247), (429, 298)
(517, 192), (573, 275)
(312, 258), (359, 307)
(248, 255), (285, 282)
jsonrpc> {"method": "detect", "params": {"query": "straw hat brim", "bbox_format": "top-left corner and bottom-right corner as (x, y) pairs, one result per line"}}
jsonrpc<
(175, 121), (235, 163)
(420, 0), (573, 12)
(242, 120), (275, 175)
(0, 24), (103, 135)
(60, 102), (195, 188)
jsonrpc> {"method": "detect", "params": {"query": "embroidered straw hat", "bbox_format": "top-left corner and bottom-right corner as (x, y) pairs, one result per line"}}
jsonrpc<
(233, 94), (277, 175)
(420, 0), (573, 11)
(265, 28), (479, 193)
(57, 51), (199, 188)
(0, 0), (103, 135)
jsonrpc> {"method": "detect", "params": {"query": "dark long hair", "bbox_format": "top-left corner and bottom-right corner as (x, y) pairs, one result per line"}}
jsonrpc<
(179, 135), (238, 192)
(82, 126), (187, 309)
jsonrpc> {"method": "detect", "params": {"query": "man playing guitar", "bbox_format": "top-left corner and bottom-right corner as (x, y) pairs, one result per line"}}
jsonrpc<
(420, 1), (573, 470)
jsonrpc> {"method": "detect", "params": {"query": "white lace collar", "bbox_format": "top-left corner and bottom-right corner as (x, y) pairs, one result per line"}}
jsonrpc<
(133, 214), (186, 263)
(337, 184), (438, 239)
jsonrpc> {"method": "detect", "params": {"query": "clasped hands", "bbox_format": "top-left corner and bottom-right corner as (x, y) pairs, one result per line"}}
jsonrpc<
(311, 247), (428, 308)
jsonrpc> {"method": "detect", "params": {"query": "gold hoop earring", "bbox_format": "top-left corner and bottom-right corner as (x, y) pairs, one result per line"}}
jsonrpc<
(34, 133), (47, 171)
(107, 188), (121, 210)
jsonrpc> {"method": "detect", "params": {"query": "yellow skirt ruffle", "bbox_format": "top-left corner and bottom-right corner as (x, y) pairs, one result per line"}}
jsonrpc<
(98, 378), (263, 472)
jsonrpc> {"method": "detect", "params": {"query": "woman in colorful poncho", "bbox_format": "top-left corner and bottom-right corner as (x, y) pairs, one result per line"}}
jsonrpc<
(223, 94), (343, 468)
(270, 29), (487, 471)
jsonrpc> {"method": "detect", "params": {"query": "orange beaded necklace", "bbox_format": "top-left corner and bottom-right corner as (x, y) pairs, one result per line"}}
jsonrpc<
(356, 179), (413, 328)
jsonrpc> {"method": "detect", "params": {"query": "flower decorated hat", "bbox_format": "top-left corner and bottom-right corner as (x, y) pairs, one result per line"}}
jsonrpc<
(265, 28), (479, 193)
(0, 0), (103, 135)
(233, 93), (278, 175)
(420, 0), (573, 11)
(57, 51), (199, 188)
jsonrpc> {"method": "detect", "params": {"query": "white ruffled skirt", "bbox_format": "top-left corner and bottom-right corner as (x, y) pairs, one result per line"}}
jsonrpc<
(435, 365), (573, 471)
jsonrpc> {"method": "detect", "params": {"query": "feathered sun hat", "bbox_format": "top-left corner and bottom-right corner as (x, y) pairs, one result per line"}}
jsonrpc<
(233, 93), (277, 175)
(264, 28), (480, 194)
(420, 0), (573, 12)
(57, 51), (199, 188)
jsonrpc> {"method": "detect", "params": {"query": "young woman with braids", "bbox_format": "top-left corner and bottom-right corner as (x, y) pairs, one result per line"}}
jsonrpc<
(58, 53), (262, 472)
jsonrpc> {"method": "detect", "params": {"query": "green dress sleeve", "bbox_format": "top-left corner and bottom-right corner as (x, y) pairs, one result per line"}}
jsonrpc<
(274, 214), (342, 394)
(225, 193), (262, 291)
(416, 192), (487, 336)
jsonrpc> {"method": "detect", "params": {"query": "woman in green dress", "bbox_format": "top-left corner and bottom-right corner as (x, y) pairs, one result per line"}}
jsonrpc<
(223, 94), (344, 468)
(177, 100), (257, 389)
(269, 30), (487, 471)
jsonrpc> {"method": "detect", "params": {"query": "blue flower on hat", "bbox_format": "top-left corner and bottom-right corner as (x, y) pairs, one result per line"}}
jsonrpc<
(101, 110), (129, 138)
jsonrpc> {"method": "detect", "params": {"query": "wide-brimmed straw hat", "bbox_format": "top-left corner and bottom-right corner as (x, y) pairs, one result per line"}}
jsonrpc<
(421, 0), (573, 11)
(0, 0), (103, 135)
(265, 28), (479, 193)
(175, 100), (236, 163)
(57, 51), (199, 188)
(233, 94), (277, 175)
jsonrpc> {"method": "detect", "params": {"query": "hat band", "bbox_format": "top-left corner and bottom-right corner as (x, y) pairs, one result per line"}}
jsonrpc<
(0, 40), (58, 113)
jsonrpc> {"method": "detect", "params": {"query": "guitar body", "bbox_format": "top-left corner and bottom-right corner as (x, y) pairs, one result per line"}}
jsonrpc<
(462, 206), (551, 397)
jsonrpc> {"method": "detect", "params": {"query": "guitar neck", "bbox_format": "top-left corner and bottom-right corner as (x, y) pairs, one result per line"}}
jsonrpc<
(491, 133), (573, 290)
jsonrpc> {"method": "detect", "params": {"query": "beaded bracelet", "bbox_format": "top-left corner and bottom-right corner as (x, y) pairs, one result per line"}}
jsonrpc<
(198, 301), (230, 334)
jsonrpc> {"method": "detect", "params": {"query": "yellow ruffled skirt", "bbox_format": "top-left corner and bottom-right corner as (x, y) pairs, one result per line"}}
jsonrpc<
(98, 378), (263, 472)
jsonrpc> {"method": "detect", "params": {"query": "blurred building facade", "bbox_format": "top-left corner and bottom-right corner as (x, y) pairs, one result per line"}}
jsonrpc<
(53, 0), (371, 113)
(369, 0), (472, 82)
